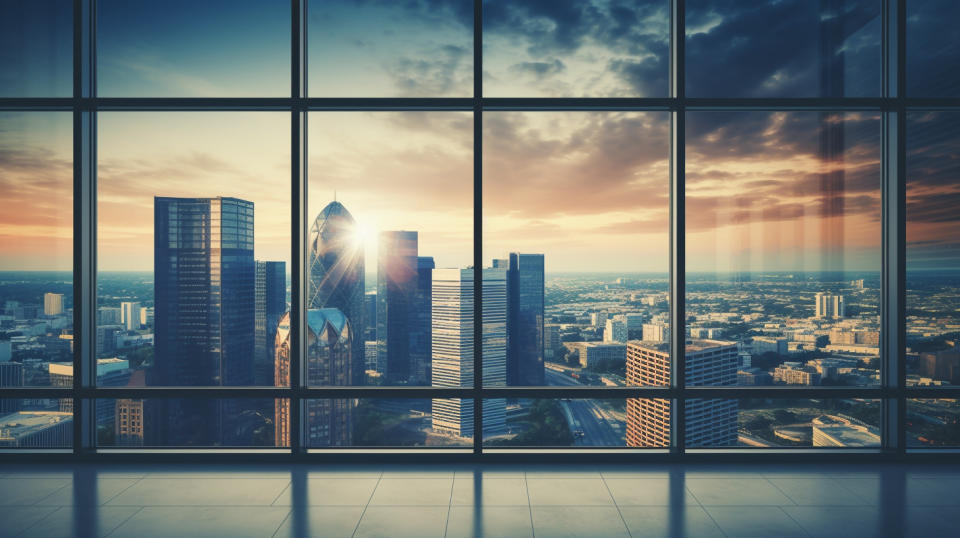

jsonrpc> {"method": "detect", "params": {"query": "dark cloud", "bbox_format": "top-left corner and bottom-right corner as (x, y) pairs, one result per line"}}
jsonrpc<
(906, 0), (960, 97)
(386, 44), (470, 96)
(508, 59), (566, 80)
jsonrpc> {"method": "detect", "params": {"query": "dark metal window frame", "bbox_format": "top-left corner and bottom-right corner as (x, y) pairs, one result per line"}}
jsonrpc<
(1, 0), (959, 462)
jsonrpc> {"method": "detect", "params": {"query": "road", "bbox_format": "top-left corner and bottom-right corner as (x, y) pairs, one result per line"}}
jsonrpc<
(545, 369), (625, 446)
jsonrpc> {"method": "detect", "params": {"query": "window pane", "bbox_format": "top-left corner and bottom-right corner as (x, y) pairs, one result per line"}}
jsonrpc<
(906, 111), (960, 379)
(97, 113), (290, 399)
(0, 112), (73, 387)
(908, 399), (960, 447)
(906, 0), (960, 97)
(97, 0), (290, 97)
(685, 398), (881, 448)
(309, 0), (472, 97)
(306, 399), (472, 448)
(0, 399), (72, 448)
(483, 398), (653, 448)
(686, 0), (881, 97)
(96, 398), (283, 447)
(0, 0), (72, 97)
(483, 0), (669, 97)
(484, 112), (670, 387)
(308, 112), (472, 387)
(687, 111), (882, 387)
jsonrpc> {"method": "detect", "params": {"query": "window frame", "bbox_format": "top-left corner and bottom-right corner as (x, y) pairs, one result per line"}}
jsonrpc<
(1, 0), (959, 461)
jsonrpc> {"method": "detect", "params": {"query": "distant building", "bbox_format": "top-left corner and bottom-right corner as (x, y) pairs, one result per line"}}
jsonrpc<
(0, 359), (24, 414)
(413, 256), (435, 384)
(120, 301), (141, 331)
(544, 324), (562, 358)
(0, 411), (72, 447)
(115, 397), (144, 447)
(377, 231), (419, 384)
(364, 340), (378, 372)
(431, 268), (506, 438)
(363, 292), (377, 342)
(255, 260), (286, 386)
(49, 358), (131, 424)
(626, 340), (738, 447)
(623, 313), (645, 339)
(850, 279), (865, 289)
(642, 323), (669, 343)
(918, 350), (960, 385)
(811, 415), (880, 447)
(604, 318), (628, 343)
(506, 253), (545, 386)
(44, 293), (64, 316)
(575, 342), (626, 368)
(590, 312), (608, 327)
(752, 336), (788, 356)
(773, 362), (821, 385)
(814, 292), (845, 319)
(139, 306), (154, 328)
(737, 368), (772, 385)
(98, 307), (122, 325)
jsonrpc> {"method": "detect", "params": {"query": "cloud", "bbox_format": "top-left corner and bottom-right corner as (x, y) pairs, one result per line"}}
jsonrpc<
(385, 44), (471, 96)
(508, 59), (566, 80)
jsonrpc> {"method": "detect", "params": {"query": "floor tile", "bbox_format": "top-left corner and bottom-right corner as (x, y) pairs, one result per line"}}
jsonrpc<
(768, 477), (871, 506)
(104, 477), (290, 506)
(18, 506), (141, 538)
(782, 506), (885, 538)
(0, 478), (71, 506)
(604, 478), (698, 506)
(832, 478), (881, 505)
(525, 466), (601, 478)
(354, 506), (448, 538)
(686, 478), (794, 506)
(903, 506), (960, 538)
(445, 506), (534, 538)
(381, 466), (454, 478)
(530, 506), (629, 538)
(618, 506), (725, 538)
(453, 466), (525, 478)
(0, 506), (59, 536)
(272, 477), (378, 506)
(35, 477), (142, 506)
(368, 478), (453, 506)
(451, 477), (529, 506)
(906, 478), (960, 506)
(704, 506), (808, 538)
(272, 506), (365, 538)
(526, 478), (615, 506)
(107, 506), (290, 538)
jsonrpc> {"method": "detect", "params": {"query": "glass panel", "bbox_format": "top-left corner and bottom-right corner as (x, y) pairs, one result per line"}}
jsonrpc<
(0, 399), (73, 448)
(686, 398), (881, 448)
(906, 111), (960, 380)
(483, 0), (669, 97)
(97, 112), (290, 392)
(308, 112), (472, 387)
(0, 112), (73, 387)
(484, 111), (670, 387)
(687, 111), (882, 387)
(483, 398), (654, 448)
(97, 0), (290, 97)
(305, 398), (472, 448)
(96, 398), (283, 447)
(310, 0), (472, 97)
(686, 0), (881, 97)
(907, 399), (960, 447)
(906, 0), (960, 97)
(0, 0), (72, 97)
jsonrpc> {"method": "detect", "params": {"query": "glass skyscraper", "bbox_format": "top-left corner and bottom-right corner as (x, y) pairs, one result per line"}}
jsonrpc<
(377, 231), (418, 385)
(255, 260), (286, 386)
(507, 253), (545, 386)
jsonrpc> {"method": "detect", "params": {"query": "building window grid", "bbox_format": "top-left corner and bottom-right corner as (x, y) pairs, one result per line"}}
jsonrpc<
(0, 0), (957, 459)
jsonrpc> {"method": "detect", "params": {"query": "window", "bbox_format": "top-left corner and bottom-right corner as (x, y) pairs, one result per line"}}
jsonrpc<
(1, 0), (956, 457)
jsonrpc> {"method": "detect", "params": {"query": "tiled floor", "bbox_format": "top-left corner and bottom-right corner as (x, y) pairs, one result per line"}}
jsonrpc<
(0, 463), (958, 537)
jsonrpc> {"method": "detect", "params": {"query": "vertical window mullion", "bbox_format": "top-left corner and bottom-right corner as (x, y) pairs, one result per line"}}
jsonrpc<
(290, 0), (308, 456)
(472, 0), (483, 457)
(669, 0), (686, 456)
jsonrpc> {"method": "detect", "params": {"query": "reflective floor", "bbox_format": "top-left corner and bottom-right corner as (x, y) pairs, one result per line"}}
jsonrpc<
(0, 462), (959, 537)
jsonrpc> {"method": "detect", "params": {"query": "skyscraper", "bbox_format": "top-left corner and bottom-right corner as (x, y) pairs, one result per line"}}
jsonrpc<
(413, 256), (434, 384)
(625, 339), (738, 447)
(154, 196), (255, 444)
(120, 301), (141, 331)
(377, 231), (418, 384)
(308, 201), (364, 386)
(814, 292), (845, 318)
(431, 268), (507, 439)
(43, 293), (64, 316)
(274, 309), (353, 447)
(255, 260), (286, 386)
(506, 253), (545, 386)
(604, 318), (627, 343)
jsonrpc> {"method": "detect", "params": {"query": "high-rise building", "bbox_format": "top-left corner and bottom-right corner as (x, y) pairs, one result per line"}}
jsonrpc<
(431, 268), (507, 439)
(255, 260), (286, 386)
(308, 201), (364, 387)
(0, 359), (23, 414)
(363, 291), (377, 341)
(590, 312), (608, 327)
(139, 306), (154, 328)
(626, 340), (738, 447)
(154, 196), (256, 445)
(814, 292), (845, 319)
(506, 253), (545, 386)
(377, 231), (418, 384)
(413, 256), (435, 384)
(604, 318), (628, 343)
(642, 323), (669, 342)
(0, 411), (72, 447)
(918, 350), (960, 385)
(44, 293), (64, 316)
(274, 309), (353, 447)
(120, 301), (141, 331)
(49, 358), (131, 423)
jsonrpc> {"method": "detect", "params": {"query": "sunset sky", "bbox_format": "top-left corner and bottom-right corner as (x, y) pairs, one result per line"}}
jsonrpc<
(0, 0), (957, 273)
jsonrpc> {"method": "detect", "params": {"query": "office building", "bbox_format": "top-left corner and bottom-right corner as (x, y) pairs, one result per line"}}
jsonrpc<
(98, 307), (122, 325)
(364, 340), (378, 372)
(0, 411), (72, 448)
(506, 253), (545, 386)
(626, 340), (738, 447)
(49, 358), (132, 425)
(255, 260), (286, 386)
(377, 231), (418, 384)
(604, 318), (628, 343)
(120, 301), (141, 331)
(413, 256), (434, 383)
(773, 362), (822, 385)
(43, 293), (64, 316)
(918, 350), (960, 385)
(814, 292), (845, 319)
(642, 323), (669, 342)
(431, 268), (507, 438)
(274, 309), (353, 447)
(590, 312), (608, 327)
(753, 336), (788, 356)
(139, 306), (154, 328)
(308, 200), (364, 387)
(811, 415), (881, 447)
(363, 291), (377, 341)
(0, 359), (24, 414)
(573, 342), (627, 368)
(154, 196), (256, 445)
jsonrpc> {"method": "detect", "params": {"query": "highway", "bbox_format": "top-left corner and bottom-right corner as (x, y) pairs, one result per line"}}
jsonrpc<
(546, 369), (625, 446)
